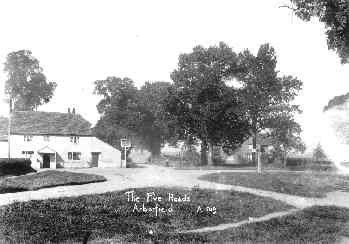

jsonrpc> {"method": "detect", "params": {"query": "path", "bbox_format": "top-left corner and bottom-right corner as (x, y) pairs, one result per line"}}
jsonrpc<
(180, 209), (299, 233)
(1, 165), (349, 209)
(2, 164), (349, 237)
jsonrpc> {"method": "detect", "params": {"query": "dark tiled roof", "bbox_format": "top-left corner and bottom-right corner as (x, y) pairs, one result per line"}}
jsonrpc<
(0, 111), (92, 137)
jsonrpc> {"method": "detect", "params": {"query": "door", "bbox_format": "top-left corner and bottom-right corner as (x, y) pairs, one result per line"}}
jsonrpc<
(43, 154), (50, 168)
(91, 152), (99, 167)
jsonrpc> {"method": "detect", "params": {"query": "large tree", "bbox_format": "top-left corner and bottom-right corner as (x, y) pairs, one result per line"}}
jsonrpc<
(4, 50), (57, 111)
(94, 77), (173, 155)
(286, 0), (349, 63)
(93, 77), (140, 149)
(313, 143), (328, 161)
(167, 42), (250, 165)
(267, 115), (306, 167)
(237, 44), (303, 171)
(137, 81), (173, 155)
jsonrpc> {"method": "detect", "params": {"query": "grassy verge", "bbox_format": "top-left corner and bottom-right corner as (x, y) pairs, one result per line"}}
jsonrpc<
(200, 171), (349, 198)
(0, 170), (106, 194)
(0, 187), (291, 243)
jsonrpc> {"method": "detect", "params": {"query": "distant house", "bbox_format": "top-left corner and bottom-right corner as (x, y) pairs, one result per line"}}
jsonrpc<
(0, 110), (122, 169)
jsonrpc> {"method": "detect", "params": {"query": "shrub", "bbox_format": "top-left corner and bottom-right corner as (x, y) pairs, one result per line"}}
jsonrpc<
(0, 158), (36, 176)
(286, 157), (312, 167)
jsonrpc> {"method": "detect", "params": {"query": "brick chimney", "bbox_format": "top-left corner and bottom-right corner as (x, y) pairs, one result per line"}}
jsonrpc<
(68, 108), (71, 114)
(72, 108), (75, 114)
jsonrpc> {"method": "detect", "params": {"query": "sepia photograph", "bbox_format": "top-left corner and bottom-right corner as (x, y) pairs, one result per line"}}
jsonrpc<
(1, 0), (349, 243)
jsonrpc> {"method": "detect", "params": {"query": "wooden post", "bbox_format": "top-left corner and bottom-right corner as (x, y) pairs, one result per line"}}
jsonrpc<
(257, 150), (262, 174)
(7, 98), (12, 160)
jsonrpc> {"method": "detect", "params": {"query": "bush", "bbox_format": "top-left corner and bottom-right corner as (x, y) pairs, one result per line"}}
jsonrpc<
(286, 157), (312, 168)
(308, 160), (336, 172)
(285, 157), (336, 171)
(0, 158), (36, 176)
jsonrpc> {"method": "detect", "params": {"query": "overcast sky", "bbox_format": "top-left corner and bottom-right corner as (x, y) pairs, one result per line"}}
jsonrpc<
(0, 0), (348, 150)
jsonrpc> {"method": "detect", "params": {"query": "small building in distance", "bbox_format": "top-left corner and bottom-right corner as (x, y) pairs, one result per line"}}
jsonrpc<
(0, 110), (123, 169)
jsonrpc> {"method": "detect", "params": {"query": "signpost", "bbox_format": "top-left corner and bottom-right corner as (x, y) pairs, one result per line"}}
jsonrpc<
(120, 139), (131, 168)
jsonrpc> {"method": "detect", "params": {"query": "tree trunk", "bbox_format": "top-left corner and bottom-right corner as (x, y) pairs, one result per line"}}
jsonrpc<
(201, 140), (208, 166)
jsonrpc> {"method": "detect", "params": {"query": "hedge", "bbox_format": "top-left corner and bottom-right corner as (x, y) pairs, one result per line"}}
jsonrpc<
(0, 158), (36, 176)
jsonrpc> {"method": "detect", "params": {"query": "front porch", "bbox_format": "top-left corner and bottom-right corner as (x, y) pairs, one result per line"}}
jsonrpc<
(37, 146), (57, 169)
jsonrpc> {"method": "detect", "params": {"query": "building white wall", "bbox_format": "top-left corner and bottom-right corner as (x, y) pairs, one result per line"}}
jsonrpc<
(2, 135), (121, 169)
(90, 137), (123, 168)
(0, 141), (8, 158)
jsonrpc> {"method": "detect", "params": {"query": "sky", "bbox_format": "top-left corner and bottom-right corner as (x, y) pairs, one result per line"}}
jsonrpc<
(0, 0), (349, 151)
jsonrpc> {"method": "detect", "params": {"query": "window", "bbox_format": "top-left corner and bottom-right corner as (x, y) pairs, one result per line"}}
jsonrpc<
(70, 136), (79, 144)
(24, 135), (33, 142)
(43, 136), (50, 142)
(73, 152), (81, 160)
(22, 151), (34, 158)
(68, 152), (81, 160)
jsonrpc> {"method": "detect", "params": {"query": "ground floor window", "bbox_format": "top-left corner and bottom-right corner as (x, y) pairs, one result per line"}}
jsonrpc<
(68, 152), (81, 160)
(22, 151), (34, 158)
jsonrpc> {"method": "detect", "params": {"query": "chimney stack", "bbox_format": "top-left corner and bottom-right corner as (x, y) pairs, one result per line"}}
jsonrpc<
(68, 108), (71, 114)
(72, 108), (75, 114)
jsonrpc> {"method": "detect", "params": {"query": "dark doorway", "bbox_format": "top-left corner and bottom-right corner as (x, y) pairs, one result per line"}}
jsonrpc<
(90, 152), (100, 167)
(43, 154), (50, 168)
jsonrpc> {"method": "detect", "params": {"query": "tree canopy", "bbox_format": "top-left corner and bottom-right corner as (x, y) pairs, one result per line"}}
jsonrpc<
(323, 92), (349, 111)
(237, 44), (304, 166)
(313, 143), (328, 161)
(167, 42), (250, 165)
(4, 50), (57, 111)
(288, 0), (349, 63)
(93, 77), (172, 154)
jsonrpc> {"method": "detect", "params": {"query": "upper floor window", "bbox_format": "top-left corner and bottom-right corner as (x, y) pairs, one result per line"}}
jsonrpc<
(43, 136), (50, 142)
(24, 135), (33, 142)
(70, 136), (79, 144)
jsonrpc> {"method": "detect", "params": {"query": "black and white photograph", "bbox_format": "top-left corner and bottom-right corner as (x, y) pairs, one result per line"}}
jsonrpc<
(1, 1), (349, 243)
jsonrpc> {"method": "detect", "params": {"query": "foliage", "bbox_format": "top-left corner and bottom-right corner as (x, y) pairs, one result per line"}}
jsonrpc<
(323, 91), (349, 111)
(93, 77), (172, 154)
(267, 116), (306, 164)
(237, 43), (303, 164)
(313, 143), (328, 160)
(4, 50), (57, 111)
(138, 81), (174, 155)
(167, 42), (250, 165)
(289, 0), (349, 63)
(93, 77), (142, 151)
(0, 158), (35, 176)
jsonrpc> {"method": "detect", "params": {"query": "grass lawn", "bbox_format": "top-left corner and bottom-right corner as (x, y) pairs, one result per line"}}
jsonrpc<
(200, 171), (349, 198)
(151, 205), (349, 243)
(0, 187), (291, 243)
(0, 170), (106, 194)
(175, 164), (256, 170)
